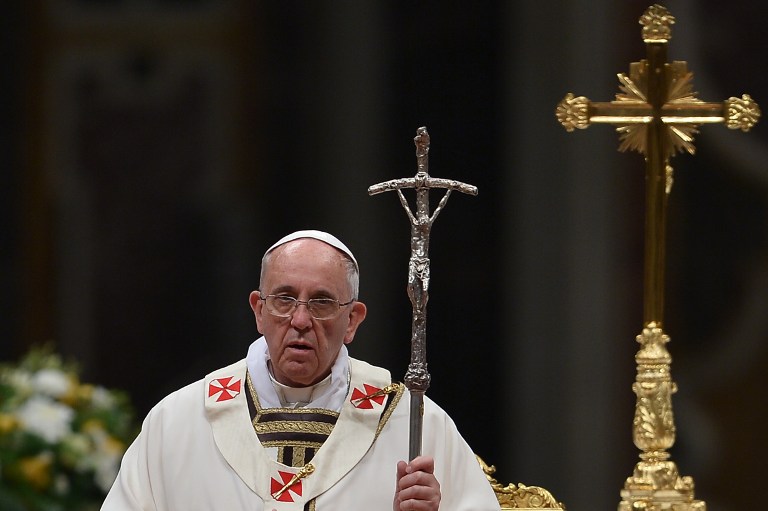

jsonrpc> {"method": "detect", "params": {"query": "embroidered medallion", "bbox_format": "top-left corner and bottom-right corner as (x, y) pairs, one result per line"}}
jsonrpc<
(350, 383), (399, 409)
(270, 463), (314, 502)
(208, 376), (242, 402)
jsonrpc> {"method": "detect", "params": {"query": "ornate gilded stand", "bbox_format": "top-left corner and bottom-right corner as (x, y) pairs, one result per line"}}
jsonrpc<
(555, 5), (760, 510)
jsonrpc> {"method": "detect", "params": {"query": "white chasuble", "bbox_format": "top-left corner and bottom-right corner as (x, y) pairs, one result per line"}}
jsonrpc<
(102, 357), (500, 510)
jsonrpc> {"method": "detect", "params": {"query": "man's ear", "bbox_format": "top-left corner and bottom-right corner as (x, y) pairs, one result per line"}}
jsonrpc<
(343, 301), (367, 345)
(249, 291), (265, 333)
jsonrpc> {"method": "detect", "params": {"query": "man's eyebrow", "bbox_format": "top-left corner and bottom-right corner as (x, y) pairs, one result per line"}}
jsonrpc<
(268, 285), (297, 295)
(268, 285), (337, 299)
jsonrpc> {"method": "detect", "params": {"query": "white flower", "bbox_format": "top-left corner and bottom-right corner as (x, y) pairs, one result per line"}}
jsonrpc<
(6, 368), (33, 395)
(31, 368), (72, 398)
(53, 474), (70, 496)
(17, 395), (75, 443)
(61, 433), (93, 472)
(82, 424), (123, 492)
(92, 452), (121, 493)
(91, 386), (115, 409)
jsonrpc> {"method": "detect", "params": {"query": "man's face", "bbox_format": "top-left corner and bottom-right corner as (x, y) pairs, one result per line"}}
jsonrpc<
(251, 238), (367, 387)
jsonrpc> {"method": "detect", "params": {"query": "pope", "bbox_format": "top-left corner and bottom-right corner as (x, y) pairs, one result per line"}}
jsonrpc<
(102, 229), (500, 510)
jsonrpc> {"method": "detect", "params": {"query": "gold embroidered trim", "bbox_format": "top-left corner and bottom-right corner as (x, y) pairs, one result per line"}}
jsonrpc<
(274, 445), (317, 468)
(253, 419), (335, 436)
(262, 439), (324, 449)
(263, 406), (341, 417)
(246, 370), (262, 417)
(246, 371), (338, 465)
(375, 382), (405, 438)
(291, 447), (308, 468)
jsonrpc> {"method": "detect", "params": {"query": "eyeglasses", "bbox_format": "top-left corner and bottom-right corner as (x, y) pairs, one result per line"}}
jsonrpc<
(259, 294), (354, 320)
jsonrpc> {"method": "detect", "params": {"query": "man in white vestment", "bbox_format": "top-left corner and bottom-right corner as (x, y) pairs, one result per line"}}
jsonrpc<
(102, 230), (500, 510)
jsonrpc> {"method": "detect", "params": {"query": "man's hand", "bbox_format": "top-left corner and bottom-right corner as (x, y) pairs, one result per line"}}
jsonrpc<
(393, 456), (441, 511)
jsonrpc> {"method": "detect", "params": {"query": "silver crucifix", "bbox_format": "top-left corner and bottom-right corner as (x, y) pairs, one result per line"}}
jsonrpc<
(368, 126), (477, 460)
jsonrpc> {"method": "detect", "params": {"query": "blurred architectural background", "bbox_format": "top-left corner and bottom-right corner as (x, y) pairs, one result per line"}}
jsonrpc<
(2, 1), (766, 509)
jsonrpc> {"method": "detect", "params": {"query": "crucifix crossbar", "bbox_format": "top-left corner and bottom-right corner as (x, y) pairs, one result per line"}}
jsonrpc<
(556, 3), (760, 326)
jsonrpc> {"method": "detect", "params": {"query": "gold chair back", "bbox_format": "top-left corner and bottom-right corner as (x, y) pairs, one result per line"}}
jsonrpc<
(477, 456), (565, 510)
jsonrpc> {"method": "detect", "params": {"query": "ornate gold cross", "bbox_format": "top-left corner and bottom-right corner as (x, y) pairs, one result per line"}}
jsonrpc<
(556, 3), (760, 326)
(555, 5), (759, 511)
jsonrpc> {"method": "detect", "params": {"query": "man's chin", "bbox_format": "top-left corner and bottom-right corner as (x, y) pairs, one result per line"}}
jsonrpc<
(278, 362), (319, 387)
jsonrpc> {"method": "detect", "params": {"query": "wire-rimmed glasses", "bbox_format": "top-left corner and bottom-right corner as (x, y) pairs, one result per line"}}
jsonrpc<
(259, 294), (354, 320)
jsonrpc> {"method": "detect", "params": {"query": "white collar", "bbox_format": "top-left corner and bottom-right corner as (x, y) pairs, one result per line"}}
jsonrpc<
(246, 336), (350, 411)
(268, 366), (331, 408)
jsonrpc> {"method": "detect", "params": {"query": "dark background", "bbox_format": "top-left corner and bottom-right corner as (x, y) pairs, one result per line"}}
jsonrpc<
(3, 1), (767, 510)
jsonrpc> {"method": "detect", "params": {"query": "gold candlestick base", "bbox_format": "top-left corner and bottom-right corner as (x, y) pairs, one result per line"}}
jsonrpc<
(619, 456), (705, 510)
(617, 323), (705, 511)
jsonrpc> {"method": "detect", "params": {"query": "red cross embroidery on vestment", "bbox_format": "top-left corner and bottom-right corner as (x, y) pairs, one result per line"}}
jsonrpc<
(271, 470), (303, 502)
(350, 383), (387, 409)
(208, 377), (241, 402)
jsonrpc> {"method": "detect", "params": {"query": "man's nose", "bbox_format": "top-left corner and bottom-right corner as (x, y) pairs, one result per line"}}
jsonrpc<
(290, 302), (313, 328)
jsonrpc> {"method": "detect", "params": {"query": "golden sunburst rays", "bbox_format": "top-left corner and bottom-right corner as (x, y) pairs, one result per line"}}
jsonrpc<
(613, 61), (705, 157)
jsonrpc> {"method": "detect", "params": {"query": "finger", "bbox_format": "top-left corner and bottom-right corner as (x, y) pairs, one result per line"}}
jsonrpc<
(396, 484), (441, 511)
(396, 460), (408, 481)
(407, 455), (435, 475)
(399, 472), (440, 494)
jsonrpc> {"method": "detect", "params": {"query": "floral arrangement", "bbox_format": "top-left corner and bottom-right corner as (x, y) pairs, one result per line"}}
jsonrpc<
(0, 347), (137, 511)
